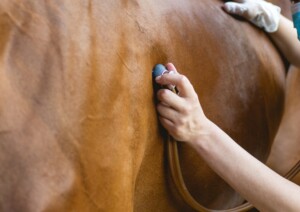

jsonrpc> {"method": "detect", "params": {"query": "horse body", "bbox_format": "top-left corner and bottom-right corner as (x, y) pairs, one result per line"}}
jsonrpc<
(0, 0), (287, 211)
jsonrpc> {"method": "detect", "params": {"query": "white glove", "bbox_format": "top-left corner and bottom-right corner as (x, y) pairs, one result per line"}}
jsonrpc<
(224, 0), (281, 33)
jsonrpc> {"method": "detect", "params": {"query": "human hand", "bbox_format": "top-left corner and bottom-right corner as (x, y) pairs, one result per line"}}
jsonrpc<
(155, 63), (211, 144)
(224, 0), (281, 32)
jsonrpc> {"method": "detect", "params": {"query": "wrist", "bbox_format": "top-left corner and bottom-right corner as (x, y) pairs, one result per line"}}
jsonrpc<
(188, 121), (234, 163)
(188, 119), (219, 151)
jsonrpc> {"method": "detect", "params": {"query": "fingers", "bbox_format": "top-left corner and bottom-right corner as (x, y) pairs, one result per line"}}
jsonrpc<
(158, 116), (175, 134)
(154, 63), (206, 142)
(156, 89), (185, 112)
(155, 72), (195, 98)
(157, 103), (178, 122)
(224, 2), (249, 17)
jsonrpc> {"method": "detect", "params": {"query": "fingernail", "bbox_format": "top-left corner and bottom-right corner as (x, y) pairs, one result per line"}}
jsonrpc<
(166, 63), (176, 72)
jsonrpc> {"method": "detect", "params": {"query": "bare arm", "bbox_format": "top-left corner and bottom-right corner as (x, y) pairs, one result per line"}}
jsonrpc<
(224, 0), (300, 68)
(155, 64), (300, 212)
(193, 121), (300, 212)
(269, 15), (300, 68)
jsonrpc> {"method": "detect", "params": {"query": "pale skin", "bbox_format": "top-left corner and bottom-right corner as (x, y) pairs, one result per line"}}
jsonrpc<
(156, 0), (300, 212)
(269, 15), (300, 68)
(223, 0), (300, 68)
(155, 2), (300, 211)
(156, 64), (300, 212)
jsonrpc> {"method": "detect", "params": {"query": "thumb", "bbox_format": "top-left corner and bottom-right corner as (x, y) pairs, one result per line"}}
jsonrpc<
(224, 2), (249, 17)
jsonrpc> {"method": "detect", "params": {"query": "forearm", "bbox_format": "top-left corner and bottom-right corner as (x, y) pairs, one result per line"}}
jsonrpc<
(269, 15), (300, 68)
(190, 121), (300, 212)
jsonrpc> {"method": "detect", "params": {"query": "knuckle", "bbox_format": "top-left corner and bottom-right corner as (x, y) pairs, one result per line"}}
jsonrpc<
(158, 89), (169, 100)
(193, 92), (199, 101)
(178, 75), (188, 85)
(181, 104), (192, 114)
(176, 117), (186, 127)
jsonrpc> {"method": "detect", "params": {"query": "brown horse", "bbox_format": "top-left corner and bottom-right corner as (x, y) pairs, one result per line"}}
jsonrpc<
(0, 0), (291, 211)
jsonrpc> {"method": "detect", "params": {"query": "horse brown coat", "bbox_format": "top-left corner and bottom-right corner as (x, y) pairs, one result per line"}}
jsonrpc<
(0, 0), (290, 211)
